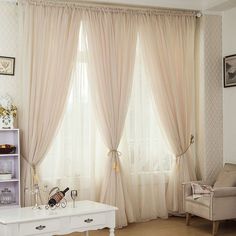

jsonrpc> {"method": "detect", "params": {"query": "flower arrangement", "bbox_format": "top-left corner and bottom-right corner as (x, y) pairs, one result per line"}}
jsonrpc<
(0, 95), (17, 129)
(0, 105), (17, 118)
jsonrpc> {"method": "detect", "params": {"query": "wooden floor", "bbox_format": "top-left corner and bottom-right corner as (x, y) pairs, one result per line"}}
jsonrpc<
(66, 217), (236, 236)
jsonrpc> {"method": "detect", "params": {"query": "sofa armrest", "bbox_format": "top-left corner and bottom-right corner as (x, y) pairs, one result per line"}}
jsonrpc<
(213, 187), (236, 198)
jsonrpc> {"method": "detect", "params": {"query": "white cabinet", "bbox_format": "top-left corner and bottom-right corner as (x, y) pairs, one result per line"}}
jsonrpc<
(0, 129), (20, 208)
(0, 201), (117, 236)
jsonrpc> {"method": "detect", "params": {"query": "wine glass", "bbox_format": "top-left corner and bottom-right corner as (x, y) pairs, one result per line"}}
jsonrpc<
(71, 190), (78, 208)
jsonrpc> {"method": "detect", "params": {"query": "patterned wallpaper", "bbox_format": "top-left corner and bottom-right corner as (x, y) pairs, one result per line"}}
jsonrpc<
(0, 2), (21, 108)
(197, 15), (223, 182)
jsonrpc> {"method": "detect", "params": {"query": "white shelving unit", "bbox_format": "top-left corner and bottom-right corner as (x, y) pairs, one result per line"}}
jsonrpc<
(0, 129), (20, 208)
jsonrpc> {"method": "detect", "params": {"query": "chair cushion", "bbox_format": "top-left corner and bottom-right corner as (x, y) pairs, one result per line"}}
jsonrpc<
(186, 195), (210, 207)
(223, 163), (236, 171)
(214, 163), (236, 188)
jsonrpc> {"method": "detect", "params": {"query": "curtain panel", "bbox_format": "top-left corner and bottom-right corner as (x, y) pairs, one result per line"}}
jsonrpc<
(120, 43), (170, 221)
(38, 27), (107, 205)
(84, 10), (138, 227)
(18, 0), (199, 223)
(19, 0), (81, 206)
(140, 14), (198, 213)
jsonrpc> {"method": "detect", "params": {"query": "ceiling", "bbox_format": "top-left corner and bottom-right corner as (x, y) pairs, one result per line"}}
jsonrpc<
(89, 0), (236, 11)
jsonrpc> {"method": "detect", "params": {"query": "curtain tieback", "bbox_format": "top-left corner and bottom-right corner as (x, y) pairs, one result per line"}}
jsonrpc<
(176, 135), (194, 158)
(107, 149), (121, 173)
(21, 155), (39, 184)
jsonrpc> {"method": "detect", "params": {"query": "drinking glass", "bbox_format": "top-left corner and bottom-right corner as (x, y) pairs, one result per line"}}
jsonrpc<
(71, 190), (78, 208)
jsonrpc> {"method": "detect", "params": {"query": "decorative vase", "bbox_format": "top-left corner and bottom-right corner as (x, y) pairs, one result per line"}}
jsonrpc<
(0, 114), (14, 129)
(0, 95), (17, 129)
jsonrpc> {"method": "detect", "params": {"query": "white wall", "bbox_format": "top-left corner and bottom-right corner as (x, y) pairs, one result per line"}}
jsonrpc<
(0, 2), (21, 108)
(223, 7), (236, 164)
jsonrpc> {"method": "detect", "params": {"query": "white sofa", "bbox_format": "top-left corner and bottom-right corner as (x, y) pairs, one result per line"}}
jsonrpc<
(183, 163), (236, 235)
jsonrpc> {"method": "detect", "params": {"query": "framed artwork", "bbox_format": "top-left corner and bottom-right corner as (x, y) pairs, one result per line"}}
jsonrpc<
(224, 54), (236, 88)
(0, 56), (15, 76)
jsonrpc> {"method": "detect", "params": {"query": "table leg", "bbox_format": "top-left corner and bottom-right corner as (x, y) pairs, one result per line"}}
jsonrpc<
(85, 231), (89, 236)
(109, 228), (115, 236)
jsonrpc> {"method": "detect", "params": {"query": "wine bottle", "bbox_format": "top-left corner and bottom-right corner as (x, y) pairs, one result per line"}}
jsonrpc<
(48, 187), (69, 207)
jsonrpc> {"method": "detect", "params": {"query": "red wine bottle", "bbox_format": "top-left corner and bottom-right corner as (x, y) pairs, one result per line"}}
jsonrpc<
(48, 187), (69, 207)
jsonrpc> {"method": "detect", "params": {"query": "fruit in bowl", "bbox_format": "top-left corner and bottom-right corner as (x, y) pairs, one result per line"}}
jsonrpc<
(0, 144), (16, 154)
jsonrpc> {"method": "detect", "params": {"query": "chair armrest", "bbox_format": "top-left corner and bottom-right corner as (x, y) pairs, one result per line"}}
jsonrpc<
(182, 182), (192, 198)
(182, 181), (205, 212)
(213, 187), (236, 198)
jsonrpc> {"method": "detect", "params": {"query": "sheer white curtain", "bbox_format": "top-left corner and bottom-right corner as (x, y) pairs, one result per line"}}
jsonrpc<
(120, 40), (170, 221)
(84, 10), (137, 228)
(38, 8), (195, 225)
(39, 23), (171, 225)
(19, 0), (82, 206)
(139, 14), (197, 213)
(39, 25), (107, 203)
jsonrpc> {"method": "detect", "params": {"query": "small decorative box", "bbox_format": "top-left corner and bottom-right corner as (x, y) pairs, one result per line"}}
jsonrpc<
(0, 173), (12, 180)
(0, 114), (16, 129)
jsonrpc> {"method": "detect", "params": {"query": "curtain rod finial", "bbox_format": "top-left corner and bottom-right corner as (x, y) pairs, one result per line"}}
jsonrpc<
(196, 12), (202, 18)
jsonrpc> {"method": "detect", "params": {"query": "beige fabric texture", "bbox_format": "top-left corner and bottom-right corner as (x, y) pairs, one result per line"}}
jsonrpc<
(213, 187), (236, 197)
(19, 2), (81, 206)
(222, 163), (236, 171)
(186, 195), (210, 207)
(140, 14), (198, 213)
(84, 10), (137, 228)
(214, 163), (236, 187)
(214, 171), (236, 187)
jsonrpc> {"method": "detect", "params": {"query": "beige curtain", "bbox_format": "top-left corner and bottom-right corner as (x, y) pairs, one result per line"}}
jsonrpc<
(19, 1), (81, 206)
(140, 14), (197, 213)
(84, 10), (137, 227)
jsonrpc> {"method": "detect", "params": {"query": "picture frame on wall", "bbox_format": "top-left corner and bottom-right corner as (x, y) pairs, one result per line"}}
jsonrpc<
(0, 56), (15, 76)
(224, 54), (236, 87)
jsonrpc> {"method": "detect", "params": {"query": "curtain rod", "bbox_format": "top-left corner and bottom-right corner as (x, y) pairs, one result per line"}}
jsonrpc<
(53, 0), (199, 13)
(7, 0), (202, 16)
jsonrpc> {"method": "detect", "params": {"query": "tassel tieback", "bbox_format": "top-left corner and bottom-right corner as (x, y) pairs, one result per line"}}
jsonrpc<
(107, 149), (121, 173)
(176, 134), (194, 158)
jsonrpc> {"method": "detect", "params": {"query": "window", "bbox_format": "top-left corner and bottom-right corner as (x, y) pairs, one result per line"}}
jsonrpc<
(39, 30), (171, 204)
(121, 38), (171, 172)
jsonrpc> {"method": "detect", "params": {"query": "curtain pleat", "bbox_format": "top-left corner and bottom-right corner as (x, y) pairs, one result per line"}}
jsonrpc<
(19, 0), (199, 220)
(19, 2), (81, 206)
(84, 10), (138, 227)
(139, 14), (198, 213)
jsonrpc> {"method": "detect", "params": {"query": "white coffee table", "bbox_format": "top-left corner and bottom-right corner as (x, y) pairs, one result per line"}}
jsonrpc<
(0, 200), (117, 236)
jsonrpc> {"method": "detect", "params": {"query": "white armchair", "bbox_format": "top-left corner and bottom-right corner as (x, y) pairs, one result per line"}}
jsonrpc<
(183, 163), (236, 235)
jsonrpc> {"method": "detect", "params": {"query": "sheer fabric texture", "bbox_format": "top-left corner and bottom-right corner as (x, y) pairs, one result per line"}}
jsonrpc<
(19, 1), (81, 206)
(120, 43), (170, 220)
(84, 11), (138, 227)
(39, 24), (171, 226)
(35, 5), (198, 227)
(39, 42), (106, 203)
(140, 15), (198, 213)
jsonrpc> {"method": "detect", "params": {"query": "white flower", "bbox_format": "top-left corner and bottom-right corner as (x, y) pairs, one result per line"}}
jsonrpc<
(0, 95), (13, 110)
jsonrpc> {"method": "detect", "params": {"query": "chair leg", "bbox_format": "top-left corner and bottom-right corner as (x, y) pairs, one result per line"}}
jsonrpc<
(186, 213), (191, 226)
(212, 221), (220, 235)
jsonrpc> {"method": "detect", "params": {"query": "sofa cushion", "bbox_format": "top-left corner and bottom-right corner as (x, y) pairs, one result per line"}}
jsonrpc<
(223, 163), (236, 171)
(214, 163), (236, 188)
(186, 195), (210, 207)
